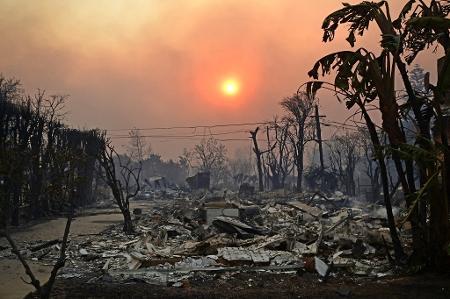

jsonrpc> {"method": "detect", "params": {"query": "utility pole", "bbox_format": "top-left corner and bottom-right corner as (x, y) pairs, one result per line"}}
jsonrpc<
(314, 104), (325, 171)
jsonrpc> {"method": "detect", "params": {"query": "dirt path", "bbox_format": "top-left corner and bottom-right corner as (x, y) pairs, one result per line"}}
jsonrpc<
(0, 201), (155, 299)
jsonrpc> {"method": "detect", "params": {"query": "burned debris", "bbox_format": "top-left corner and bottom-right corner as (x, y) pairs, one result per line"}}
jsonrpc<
(186, 172), (211, 190)
(0, 190), (412, 291)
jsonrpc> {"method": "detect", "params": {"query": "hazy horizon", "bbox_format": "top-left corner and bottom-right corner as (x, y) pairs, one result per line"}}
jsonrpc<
(0, 0), (442, 159)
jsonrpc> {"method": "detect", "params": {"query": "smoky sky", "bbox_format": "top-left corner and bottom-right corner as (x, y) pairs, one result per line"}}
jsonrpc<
(0, 0), (441, 159)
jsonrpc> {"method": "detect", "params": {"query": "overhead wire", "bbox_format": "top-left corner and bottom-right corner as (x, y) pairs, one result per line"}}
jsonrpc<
(106, 118), (363, 144)
(106, 121), (272, 132)
(108, 129), (250, 139)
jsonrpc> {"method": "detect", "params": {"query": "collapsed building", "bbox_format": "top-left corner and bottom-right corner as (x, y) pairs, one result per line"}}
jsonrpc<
(0, 189), (409, 288)
(186, 172), (210, 190)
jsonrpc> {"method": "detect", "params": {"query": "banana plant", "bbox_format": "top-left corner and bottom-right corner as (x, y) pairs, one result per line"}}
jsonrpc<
(306, 0), (450, 268)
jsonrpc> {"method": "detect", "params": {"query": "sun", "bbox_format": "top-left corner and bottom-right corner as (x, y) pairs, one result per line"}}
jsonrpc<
(221, 78), (240, 96)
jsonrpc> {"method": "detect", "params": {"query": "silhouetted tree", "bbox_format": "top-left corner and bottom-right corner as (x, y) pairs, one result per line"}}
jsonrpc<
(359, 128), (382, 202)
(328, 132), (362, 196)
(190, 137), (228, 187)
(0, 76), (104, 226)
(265, 119), (294, 190)
(98, 138), (140, 234)
(281, 92), (315, 192)
(250, 127), (273, 191)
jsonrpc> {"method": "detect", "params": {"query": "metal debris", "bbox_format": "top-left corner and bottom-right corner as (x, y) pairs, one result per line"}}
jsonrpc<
(0, 191), (405, 285)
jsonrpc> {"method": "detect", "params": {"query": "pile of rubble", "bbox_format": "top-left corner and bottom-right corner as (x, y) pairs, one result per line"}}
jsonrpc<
(0, 190), (407, 286)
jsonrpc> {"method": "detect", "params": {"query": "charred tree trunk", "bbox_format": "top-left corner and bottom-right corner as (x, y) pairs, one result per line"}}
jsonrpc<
(98, 138), (138, 235)
(11, 185), (20, 226)
(370, 167), (381, 202)
(361, 105), (406, 262)
(250, 128), (264, 192)
(29, 118), (45, 219)
(295, 127), (305, 193)
(122, 208), (134, 235)
(78, 131), (101, 206)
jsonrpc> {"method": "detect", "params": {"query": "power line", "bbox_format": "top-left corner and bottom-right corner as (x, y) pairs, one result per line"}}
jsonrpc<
(323, 120), (361, 129)
(106, 121), (271, 132)
(320, 121), (360, 131)
(146, 138), (265, 143)
(107, 119), (363, 135)
(109, 129), (251, 139)
(107, 119), (364, 142)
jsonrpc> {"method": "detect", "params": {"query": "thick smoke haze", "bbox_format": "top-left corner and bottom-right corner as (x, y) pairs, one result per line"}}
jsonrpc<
(0, 0), (440, 158)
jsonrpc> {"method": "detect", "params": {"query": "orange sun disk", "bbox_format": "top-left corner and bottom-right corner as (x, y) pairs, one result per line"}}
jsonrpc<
(221, 79), (240, 96)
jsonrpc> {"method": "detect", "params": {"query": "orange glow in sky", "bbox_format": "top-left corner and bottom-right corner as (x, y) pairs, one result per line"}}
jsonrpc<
(0, 0), (433, 159)
(221, 78), (240, 96)
(191, 48), (261, 109)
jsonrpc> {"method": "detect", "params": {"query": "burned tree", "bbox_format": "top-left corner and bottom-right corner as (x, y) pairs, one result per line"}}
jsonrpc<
(281, 92), (315, 192)
(0, 214), (72, 299)
(127, 128), (152, 162)
(265, 119), (294, 190)
(328, 132), (362, 196)
(190, 137), (228, 187)
(359, 128), (382, 202)
(99, 138), (141, 234)
(229, 148), (255, 188)
(0, 76), (104, 226)
(250, 127), (273, 191)
(2, 145), (79, 296)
